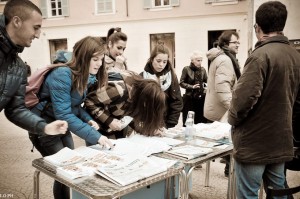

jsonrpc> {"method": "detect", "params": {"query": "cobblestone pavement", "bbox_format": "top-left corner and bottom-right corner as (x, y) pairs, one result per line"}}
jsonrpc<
(0, 112), (299, 199)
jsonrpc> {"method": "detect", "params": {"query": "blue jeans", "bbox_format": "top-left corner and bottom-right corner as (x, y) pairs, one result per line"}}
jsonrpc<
(235, 160), (287, 199)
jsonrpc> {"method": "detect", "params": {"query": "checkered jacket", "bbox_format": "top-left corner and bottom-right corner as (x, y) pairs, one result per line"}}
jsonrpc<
(85, 71), (135, 128)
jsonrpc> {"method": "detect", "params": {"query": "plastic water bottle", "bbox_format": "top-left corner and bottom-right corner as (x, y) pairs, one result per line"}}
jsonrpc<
(185, 111), (195, 141)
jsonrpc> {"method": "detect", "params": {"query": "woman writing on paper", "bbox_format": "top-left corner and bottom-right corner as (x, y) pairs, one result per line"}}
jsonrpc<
(85, 70), (167, 138)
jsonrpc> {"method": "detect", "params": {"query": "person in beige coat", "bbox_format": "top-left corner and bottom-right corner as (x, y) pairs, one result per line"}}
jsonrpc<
(204, 30), (241, 176)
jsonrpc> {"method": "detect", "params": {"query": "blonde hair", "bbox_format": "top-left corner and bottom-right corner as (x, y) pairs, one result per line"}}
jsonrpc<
(190, 50), (203, 61)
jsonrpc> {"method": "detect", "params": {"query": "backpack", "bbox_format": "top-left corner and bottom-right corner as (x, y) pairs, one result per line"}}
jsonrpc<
(25, 64), (61, 109)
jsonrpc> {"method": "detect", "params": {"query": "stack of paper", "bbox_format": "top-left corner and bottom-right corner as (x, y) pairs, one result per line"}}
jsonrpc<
(193, 121), (231, 140)
(95, 156), (177, 186)
(164, 145), (213, 160)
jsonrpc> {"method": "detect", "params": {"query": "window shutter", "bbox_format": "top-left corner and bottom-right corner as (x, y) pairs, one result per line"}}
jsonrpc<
(143, 0), (152, 9)
(105, 0), (113, 13)
(40, 0), (48, 18)
(170, 0), (180, 6)
(61, 0), (69, 17)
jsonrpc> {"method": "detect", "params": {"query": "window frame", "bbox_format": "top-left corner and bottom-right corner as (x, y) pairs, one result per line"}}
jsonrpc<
(95, 0), (115, 15)
(40, 0), (69, 19)
(144, 0), (179, 9)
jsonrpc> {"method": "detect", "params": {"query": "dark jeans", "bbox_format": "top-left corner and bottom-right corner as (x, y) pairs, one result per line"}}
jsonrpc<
(29, 132), (74, 199)
(182, 94), (207, 126)
(224, 155), (230, 175)
(283, 151), (300, 199)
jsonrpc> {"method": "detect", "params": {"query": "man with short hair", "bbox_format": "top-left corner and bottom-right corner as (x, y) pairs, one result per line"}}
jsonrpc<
(0, 0), (67, 137)
(204, 30), (241, 177)
(228, 1), (300, 198)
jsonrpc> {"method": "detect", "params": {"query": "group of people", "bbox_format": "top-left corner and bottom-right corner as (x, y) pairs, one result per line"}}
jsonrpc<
(1, 0), (300, 199)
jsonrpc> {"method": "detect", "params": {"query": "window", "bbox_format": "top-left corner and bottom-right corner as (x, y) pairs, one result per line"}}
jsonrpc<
(155, 0), (169, 7)
(96, 0), (114, 14)
(40, 0), (69, 18)
(205, 0), (238, 4)
(49, 39), (68, 64)
(144, 0), (179, 9)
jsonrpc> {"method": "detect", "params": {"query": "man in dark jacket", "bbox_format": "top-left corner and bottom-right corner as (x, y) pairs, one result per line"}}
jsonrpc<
(227, 1), (300, 198)
(0, 0), (67, 136)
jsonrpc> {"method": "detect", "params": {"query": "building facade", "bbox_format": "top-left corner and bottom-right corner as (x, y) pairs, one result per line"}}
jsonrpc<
(0, 0), (299, 77)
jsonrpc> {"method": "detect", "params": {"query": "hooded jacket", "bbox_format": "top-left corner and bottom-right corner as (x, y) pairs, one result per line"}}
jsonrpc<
(204, 47), (237, 121)
(228, 35), (300, 164)
(0, 15), (47, 134)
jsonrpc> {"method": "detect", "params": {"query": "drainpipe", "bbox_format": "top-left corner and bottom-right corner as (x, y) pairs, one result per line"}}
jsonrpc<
(126, 0), (129, 17)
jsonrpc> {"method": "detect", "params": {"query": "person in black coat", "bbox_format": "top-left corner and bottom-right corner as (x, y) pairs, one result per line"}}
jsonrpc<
(180, 50), (208, 125)
(141, 44), (183, 130)
(0, 0), (67, 137)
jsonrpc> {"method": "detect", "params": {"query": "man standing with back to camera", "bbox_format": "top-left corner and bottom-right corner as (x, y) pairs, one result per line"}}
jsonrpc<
(227, 1), (300, 198)
(0, 0), (67, 138)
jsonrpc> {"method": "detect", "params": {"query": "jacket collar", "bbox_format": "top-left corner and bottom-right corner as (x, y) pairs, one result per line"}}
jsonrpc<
(144, 61), (171, 76)
(254, 34), (290, 52)
(0, 15), (24, 55)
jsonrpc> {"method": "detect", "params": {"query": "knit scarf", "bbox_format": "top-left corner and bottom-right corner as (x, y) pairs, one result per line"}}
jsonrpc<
(142, 70), (172, 91)
(190, 63), (203, 83)
(88, 74), (97, 87)
(221, 46), (241, 80)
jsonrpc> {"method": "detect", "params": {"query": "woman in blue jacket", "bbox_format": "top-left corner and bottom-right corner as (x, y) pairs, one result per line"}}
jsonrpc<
(29, 36), (113, 199)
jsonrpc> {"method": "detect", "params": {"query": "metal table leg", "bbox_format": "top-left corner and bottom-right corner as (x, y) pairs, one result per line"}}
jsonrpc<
(33, 169), (40, 199)
(227, 154), (236, 199)
(205, 161), (211, 187)
(179, 169), (187, 199)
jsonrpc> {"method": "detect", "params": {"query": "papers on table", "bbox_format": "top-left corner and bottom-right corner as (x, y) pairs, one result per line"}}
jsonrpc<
(164, 145), (213, 160)
(45, 146), (126, 180)
(190, 139), (223, 148)
(95, 156), (177, 186)
(120, 116), (133, 130)
(91, 134), (176, 157)
(44, 147), (85, 167)
(162, 127), (185, 138)
(193, 121), (231, 141)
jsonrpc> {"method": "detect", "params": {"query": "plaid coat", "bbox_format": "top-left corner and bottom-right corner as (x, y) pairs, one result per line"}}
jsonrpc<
(85, 71), (135, 129)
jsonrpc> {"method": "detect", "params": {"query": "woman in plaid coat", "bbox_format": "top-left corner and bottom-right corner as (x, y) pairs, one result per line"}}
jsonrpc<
(85, 70), (167, 138)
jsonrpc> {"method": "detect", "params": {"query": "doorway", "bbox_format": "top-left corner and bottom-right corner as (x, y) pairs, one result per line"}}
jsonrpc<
(150, 33), (175, 67)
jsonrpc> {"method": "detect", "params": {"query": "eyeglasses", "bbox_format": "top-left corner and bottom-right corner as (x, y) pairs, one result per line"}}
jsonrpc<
(229, 41), (240, 45)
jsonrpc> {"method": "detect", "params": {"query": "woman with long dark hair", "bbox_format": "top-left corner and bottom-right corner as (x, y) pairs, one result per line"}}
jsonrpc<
(141, 44), (183, 131)
(85, 70), (167, 138)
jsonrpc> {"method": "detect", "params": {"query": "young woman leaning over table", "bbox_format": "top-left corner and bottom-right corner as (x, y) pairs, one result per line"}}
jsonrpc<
(28, 36), (114, 199)
(85, 70), (167, 139)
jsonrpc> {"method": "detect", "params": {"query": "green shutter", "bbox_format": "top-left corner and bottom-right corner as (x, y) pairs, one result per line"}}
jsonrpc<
(170, 0), (179, 6)
(40, 0), (48, 18)
(143, 0), (152, 9)
(61, 0), (69, 16)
